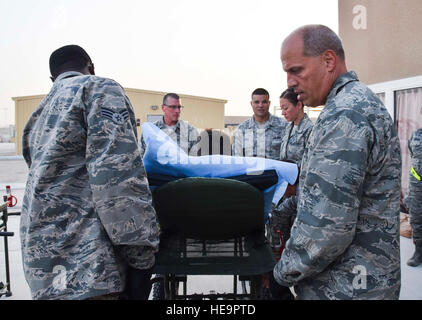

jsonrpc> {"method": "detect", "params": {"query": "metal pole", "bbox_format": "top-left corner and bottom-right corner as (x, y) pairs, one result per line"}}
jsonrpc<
(3, 232), (11, 296)
(1, 199), (12, 296)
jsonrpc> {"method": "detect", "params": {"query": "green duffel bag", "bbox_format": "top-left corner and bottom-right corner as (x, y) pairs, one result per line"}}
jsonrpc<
(152, 177), (265, 240)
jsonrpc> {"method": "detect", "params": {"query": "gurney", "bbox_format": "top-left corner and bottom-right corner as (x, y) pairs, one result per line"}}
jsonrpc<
(148, 173), (278, 299)
(142, 123), (298, 299)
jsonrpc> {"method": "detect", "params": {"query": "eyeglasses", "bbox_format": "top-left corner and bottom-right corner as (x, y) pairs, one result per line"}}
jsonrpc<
(164, 104), (184, 110)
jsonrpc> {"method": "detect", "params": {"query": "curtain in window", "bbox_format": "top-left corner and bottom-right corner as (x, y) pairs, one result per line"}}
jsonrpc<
(394, 87), (422, 201)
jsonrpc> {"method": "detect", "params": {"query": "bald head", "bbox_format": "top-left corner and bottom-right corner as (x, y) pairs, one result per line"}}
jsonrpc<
(280, 24), (347, 107)
(284, 24), (345, 61)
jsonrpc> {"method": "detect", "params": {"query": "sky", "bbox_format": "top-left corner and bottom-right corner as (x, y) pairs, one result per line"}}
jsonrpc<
(0, 0), (338, 127)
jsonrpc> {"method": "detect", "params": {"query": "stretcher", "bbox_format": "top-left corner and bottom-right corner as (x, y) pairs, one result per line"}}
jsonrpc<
(148, 172), (279, 300)
(141, 122), (298, 299)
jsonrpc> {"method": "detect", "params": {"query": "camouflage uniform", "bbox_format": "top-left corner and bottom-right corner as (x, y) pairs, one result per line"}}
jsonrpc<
(232, 114), (287, 251)
(232, 114), (287, 160)
(405, 128), (422, 241)
(273, 71), (402, 300)
(21, 71), (160, 300)
(139, 117), (199, 156)
(279, 113), (314, 166)
(271, 195), (298, 243)
(269, 114), (313, 247)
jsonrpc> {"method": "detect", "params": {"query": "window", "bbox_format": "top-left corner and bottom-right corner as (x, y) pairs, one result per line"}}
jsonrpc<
(147, 115), (163, 123)
(394, 87), (422, 198)
(369, 76), (422, 207)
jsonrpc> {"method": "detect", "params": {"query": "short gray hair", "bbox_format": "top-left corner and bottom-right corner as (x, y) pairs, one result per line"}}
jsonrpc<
(298, 24), (345, 61)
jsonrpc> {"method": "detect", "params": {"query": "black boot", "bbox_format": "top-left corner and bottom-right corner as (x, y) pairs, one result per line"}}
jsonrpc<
(120, 266), (153, 300)
(268, 272), (295, 300)
(407, 240), (422, 267)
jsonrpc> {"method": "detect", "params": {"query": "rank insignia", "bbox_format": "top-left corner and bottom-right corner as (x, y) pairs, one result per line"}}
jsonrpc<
(101, 107), (129, 124)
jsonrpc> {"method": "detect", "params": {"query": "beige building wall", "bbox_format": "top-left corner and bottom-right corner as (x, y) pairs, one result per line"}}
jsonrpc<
(124, 88), (226, 137)
(339, 0), (422, 85)
(12, 95), (45, 156)
(13, 89), (226, 155)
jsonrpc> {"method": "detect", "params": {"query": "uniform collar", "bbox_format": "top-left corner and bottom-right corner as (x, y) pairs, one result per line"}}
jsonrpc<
(159, 116), (180, 129)
(248, 113), (275, 128)
(55, 71), (85, 82)
(326, 71), (359, 103)
(295, 113), (310, 129)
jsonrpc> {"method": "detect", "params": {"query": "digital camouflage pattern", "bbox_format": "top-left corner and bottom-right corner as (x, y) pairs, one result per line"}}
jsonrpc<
(273, 71), (402, 300)
(21, 71), (160, 300)
(270, 195), (298, 244)
(269, 113), (312, 247)
(405, 128), (422, 241)
(139, 117), (199, 156)
(232, 114), (288, 160)
(279, 113), (314, 167)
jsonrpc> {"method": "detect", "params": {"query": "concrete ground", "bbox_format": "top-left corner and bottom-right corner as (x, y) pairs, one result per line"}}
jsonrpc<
(0, 142), (421, 300)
